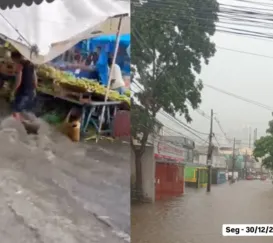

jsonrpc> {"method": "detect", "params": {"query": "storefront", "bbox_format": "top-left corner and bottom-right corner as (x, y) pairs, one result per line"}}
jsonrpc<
(211, 168), (227, 184)
(184, 166), (208, 188)
(154, 138), (185, 200)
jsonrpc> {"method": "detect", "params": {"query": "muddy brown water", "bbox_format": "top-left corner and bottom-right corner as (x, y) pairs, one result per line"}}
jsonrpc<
(132, 180), (273, 243)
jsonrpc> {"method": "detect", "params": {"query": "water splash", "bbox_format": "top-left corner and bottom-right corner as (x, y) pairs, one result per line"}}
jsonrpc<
(0, 112), (129, 242)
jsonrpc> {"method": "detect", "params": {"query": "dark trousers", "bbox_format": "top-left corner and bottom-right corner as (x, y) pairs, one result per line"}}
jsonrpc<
(12, 92), (36, 113)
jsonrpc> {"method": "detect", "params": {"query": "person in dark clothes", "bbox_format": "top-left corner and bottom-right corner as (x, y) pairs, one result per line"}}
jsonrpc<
(10, 51), (38, 120)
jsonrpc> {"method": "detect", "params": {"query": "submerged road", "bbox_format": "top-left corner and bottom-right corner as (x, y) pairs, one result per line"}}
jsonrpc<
(132, 180), (273, 243)
(0, 115), (130, 243)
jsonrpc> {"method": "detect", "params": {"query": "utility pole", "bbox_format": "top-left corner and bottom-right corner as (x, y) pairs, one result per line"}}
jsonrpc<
(249, 132), (251, 148)
(232, 137), (236, 183)
(207, 109), (213, 192)
(253, 128), (257, 148)
(244, 150), (247, 179)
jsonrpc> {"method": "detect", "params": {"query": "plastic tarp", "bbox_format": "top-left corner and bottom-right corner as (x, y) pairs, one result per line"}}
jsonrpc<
(0, 0), (130, 64)
(76, 34), (130, 53)
(127, 44), (130, 57)
(0, 0), (56, 10)
(91, 34), (130, 47)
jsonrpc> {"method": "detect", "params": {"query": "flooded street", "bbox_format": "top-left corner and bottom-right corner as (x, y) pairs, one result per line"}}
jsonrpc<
(132, 180), (273, 243)
(0, 100), (130, 243)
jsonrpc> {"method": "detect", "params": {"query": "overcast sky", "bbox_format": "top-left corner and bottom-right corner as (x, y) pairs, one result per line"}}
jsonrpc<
(157, 0), (273, 148)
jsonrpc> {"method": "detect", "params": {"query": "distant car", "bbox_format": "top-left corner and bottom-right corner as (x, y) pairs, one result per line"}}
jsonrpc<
(246, 175), (253, 180)
(260, 176), (266, 181)
(256, 175), (261, 180)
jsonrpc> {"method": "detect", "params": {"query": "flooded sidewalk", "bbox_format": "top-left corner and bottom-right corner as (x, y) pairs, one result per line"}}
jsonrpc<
(132, 180), (273, 243)
(0, 115), (130, 242)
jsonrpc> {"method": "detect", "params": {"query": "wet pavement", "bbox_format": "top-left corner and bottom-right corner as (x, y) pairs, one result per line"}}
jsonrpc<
(132, 180), (273, 243)
(0, 108), (130, 243)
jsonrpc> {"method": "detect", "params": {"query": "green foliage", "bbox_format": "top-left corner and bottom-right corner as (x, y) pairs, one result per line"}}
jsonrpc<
(253, 120), (273, 169)
(131, 0), (219, 151)
(131, 100), (163, 153)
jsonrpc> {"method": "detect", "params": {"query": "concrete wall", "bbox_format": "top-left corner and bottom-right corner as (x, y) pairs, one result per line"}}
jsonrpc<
(213, 155), (227, 168)
(194, 154), (227, 168)
(196, 154), (207, 165)
(131, 146), (155, 202)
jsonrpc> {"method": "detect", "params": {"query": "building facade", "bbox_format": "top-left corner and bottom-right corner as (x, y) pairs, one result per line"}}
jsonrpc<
(154, 136), (195, 199)
(194, 145), (227, 169)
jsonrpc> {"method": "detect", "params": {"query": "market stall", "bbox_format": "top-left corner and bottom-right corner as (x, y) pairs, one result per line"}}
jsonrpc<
(52, 34), (131, 88)
(0, 0), (130, 64)
(0, 0), (130, 141)
(0, 57), (130, 139)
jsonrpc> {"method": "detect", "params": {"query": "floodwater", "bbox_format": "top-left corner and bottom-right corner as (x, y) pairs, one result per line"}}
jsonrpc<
(0, 100), (130, 242)
(132, 180), (273, 243)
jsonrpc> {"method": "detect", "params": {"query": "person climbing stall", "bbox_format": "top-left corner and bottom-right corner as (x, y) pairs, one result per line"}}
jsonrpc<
(10, 51), (39, 134)
(10, 51), (37, 120)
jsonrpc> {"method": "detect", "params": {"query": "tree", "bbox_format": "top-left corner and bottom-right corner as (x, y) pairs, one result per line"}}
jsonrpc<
(131, 0), (219, 199)
(253, 120), (273, 170)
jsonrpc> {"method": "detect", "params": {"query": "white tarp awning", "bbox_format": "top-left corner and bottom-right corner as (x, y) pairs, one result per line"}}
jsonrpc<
(0, 0), (130, 64)
(0, 0), (57, 10)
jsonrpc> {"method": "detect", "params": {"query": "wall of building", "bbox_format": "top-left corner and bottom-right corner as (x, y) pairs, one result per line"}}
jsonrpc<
(195, 154), (207, 165)
(131, 146), (155, 202)
(194, 154), (226, 168)
(160, 136), (195, 162)
(213, 155), (227, 168)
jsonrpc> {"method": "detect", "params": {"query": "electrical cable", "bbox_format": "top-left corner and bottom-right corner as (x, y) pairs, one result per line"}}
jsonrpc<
(132, 69), (208, 143)
(203, 83), (273, 111)
(132, 0), (273, 41)
(132, 27), (240, 145)
(131, 2), (272, 145)
(132, 28), (210, 142)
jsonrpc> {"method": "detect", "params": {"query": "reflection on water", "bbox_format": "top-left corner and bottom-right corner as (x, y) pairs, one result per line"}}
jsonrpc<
(132, 181), (273, 243)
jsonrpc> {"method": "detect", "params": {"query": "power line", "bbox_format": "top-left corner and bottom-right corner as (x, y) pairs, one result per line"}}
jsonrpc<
(217, 46), (273, 59)
(214, 117), (232, 143)
(133, 1), (273, 41)
(204, 83), (273, 111)
(191, 105), (232, 144)
(133, 75), (213, 141)
(134, 0), (273, 21)
(213, 133), (222, 147)
(132, 28), (210, 142)
(132, 38), (261, 149)
(133, 26), (269, 148)
(132, 3), (273, 145)
(135, 13), (273, 42)
(159, 111), (209, 142)
(132, 68), (208, 143)
(134, 13), (273, 54)
(133, 25), (245, 146)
